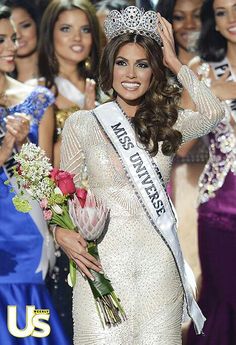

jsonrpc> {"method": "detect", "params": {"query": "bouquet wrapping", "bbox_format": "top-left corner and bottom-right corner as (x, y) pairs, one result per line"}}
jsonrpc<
(11, 142), (126, 327)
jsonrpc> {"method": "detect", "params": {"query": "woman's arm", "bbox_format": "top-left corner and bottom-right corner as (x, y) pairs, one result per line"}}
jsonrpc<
(54, 112), (102, 279)
(175, 66), (225, 143)
(0, 131), (15, 166)
(38, 106), (55, 163)
(0, 114), (29, 166)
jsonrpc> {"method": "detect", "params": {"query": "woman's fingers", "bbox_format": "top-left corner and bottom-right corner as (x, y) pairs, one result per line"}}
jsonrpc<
(5, 124), (17, 136)
(70, 247), (102, 270)
(75, 254), (102, 272)
(74, 259), (96, 281)
(84, 78), (96, 110)
(157, 14), (174, 43)
(5, 115), (30, 142)
(56, 227), (102, 278)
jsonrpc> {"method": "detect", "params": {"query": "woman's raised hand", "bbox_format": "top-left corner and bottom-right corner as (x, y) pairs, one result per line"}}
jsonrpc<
(6, 113), (30, 148)
(156, 13), (182, 75)
(84, 78), (96, 110)
(55, 227), (103, 281)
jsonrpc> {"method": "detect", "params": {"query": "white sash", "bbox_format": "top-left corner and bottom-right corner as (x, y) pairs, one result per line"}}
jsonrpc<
(55, 76), (85, 108)
(93, 102), (206, 335)
(211, 58), (236, 121)
(6, 174), (55, 279)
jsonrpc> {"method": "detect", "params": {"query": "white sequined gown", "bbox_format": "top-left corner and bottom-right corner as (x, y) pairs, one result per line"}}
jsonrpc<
(61, 66), (224, 345)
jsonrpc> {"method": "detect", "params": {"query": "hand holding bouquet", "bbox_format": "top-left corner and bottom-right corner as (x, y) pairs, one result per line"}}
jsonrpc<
(11, 143), (126, 328)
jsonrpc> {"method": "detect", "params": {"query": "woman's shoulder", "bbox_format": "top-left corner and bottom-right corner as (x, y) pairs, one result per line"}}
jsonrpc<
(26, 85), (55, 106)
(7, 76), (55, 109)
(65, 109), (98, 131)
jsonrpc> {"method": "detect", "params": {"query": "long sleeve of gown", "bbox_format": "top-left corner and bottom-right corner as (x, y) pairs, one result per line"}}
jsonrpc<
(175, 65), (225, 142)
(60, 112), (86, 187)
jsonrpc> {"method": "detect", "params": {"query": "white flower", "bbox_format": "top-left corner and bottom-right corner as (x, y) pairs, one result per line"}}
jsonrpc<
(51, 204), (63, 214)
(54, 187), (63, 195)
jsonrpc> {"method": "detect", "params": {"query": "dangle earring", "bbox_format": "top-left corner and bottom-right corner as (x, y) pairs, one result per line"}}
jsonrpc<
(84, 56), (92, 72)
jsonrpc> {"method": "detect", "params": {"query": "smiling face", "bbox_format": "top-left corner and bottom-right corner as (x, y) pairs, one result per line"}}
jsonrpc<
(172, 0), (203, 51)
(11, 7), (37, 58)
(214, 0), (236, 44)
(0, 18), (17, 74)
(112, 42), (153, 110)
(53, 8), (93, 67)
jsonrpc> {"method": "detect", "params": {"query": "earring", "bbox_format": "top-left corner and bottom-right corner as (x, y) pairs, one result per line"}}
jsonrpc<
(85, 56), (92, 72)
(215, 25), (219, 31)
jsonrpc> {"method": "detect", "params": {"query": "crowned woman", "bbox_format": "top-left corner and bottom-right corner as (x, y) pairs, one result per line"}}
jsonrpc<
(53, 6), (224, 345)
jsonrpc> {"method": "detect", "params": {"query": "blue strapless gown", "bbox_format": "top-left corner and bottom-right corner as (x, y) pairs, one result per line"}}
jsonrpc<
(0, 87), (71, 344)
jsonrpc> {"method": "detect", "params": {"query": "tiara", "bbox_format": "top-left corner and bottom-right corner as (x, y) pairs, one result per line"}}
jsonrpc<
(104, 6), (162, 46)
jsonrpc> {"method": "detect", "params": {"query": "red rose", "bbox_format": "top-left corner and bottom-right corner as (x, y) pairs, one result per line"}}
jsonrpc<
(50, 168), (76, 195)
(76, 188), (87, 208)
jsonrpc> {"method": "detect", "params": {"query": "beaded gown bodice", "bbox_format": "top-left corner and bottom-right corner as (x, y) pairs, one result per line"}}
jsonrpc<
(61, 66), (224, 345)
(197, 59), (236, 212)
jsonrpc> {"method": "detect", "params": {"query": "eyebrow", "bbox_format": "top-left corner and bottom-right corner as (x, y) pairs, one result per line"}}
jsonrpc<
(58, 22), (90, 27)
(214, 3), (236, 9)
(19, 19), (32, 23)
(116, 56), (149, 62)
(0, 33), (16, 38)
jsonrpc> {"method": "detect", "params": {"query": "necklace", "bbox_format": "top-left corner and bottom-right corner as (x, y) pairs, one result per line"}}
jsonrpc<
(115, 100), (135, 125)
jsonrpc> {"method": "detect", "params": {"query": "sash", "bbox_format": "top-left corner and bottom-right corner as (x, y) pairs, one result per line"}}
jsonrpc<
(55, 76), (85, 108)
(93, 102), (206, 335)
(211, 58), (236, 121)
(0, 123), (55, 279)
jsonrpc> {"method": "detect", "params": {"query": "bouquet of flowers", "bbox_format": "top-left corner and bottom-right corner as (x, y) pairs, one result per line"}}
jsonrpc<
(11, 142), (126, 328)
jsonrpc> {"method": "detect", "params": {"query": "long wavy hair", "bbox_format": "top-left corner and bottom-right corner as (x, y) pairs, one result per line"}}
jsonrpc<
(198, 0), (227, 62)
(100, 33), (182, 156)
(38, 0), (101, 90)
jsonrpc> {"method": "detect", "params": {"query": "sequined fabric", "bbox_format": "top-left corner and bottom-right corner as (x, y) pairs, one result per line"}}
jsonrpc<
(196, 62), (236, 204)
(55, 105), (80, 137)
(61, 66), (224, 345)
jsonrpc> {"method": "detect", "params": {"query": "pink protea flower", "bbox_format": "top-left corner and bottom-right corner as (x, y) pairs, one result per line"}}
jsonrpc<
(68, 191), (109, 241)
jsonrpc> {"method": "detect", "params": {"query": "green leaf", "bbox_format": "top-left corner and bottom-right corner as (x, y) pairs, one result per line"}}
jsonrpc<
(12, 196), (32, 213)
(4, 180), (10, 186)
(87, 243), (114, 298)
(69, 260), (77, 287)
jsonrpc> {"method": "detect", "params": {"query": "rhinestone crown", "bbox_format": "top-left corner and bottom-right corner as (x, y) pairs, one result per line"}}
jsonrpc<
(104, 6), (162, 46)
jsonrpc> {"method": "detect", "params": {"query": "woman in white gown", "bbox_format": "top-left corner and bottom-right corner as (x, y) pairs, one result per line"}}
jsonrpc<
(54, 6), (224, 345)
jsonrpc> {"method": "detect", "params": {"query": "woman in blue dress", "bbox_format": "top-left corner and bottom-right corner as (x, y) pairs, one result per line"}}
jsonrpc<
(0, 5), (70, 344)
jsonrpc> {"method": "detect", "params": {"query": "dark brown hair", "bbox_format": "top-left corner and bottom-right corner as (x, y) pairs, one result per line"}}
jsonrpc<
(99, 33), (182, 156)
(38, 0), (101, 89)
